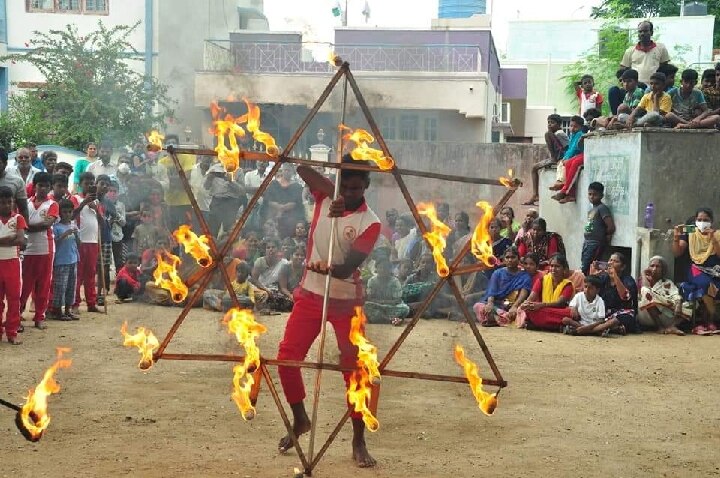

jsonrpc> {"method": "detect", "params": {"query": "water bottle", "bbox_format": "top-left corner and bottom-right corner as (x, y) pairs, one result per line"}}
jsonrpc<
(644, 202), (655, 229)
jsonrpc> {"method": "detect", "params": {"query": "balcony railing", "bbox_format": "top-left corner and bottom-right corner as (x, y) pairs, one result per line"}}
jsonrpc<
(203, 40), (481, 74)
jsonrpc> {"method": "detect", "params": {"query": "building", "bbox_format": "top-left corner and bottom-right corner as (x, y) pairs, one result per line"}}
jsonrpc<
(438, 0), (487, 18)
(503, 15), (716, 141)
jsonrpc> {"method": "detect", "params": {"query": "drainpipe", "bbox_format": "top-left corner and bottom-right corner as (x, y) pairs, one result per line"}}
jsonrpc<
(144, 0), (154, 80)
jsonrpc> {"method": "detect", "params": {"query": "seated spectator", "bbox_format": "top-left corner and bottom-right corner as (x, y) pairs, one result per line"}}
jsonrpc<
(402, 252), (440, 318)
(132, 208), (161, 256)
(364, 260), (410, 325)
(522, 252), (544, 289)
(607, 67), (628, 115)
(671, 207), (720, 333)
(278, 246), (305, 303)
(626, 72), (672, 127)
(434, 249), (487, 320)
(582, 108), (601, 131)
(445, 211), (471, 258)
(517, 254), (574, 330)
(292, 221), (307, 248)
(517, 218), (566, 271)
(575, 74), (603, 116)
(644, 62), (678, 95)
(591, 252), (639, 335)
(498, 206), (520, 240)
(523, 114), (568, 206)
(667, 69), (719, 129)
(700, 64), (720, 110)
(204, 260), (268, 312)
(252, 238), (293, 312)
(561, 274), (606, 335)
(486, 218), (512, 279)
(280, 237), (296, 260)
(382, 208), (399, 243)
(394, 214), (421, 277)
(604, 69), (645, 129)
(262, 163), (304, 239)
(638, 256), (685, 335)
(514, 208), (539, 246)
(262, 217), (280, 242)
(474, 247), (532, 327)
(139, 186), (170, 236)
(115, 253), (143, 302)
(548, 115), (584, 193)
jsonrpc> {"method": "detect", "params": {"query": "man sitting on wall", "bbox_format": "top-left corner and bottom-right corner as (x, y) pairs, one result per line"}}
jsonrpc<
(522, 114), (568, 206)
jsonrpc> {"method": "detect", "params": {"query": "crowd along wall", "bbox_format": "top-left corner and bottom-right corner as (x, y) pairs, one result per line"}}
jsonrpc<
(539, 130), (720, 279)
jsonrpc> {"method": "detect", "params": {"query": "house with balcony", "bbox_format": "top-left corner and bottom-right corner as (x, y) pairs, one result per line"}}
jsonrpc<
(194, 15), (529, 152)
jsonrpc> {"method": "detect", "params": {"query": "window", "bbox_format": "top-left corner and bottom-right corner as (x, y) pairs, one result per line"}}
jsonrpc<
(26, 0), (108, 13)
(399, 114), (418, 141)
(423, 117), (437, 141)
(58, 0), (80, 11)
(84, 0), (108, 13)
(28, 0), (54, 11)
(380, 115), (396, 140)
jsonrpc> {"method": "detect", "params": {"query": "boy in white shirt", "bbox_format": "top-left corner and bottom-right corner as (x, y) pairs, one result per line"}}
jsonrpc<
(562, 275), (606, 335)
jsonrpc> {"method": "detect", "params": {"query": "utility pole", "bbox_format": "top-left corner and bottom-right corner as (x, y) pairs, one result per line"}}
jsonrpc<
(680, 0), (685, 16)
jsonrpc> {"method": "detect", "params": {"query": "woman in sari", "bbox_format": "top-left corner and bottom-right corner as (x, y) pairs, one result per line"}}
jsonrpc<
(638, 256), (685, 335)
(517, 254), (574, 330)
(485, 218), (513, 279)
(252, 238), (293, 312)
(517, 218), (566, 271)
(474, 247), (532, 326)
(592, 252), (639, 335)
(672, 208), (720, 332)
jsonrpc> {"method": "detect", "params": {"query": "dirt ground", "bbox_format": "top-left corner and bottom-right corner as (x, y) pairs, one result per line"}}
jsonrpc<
(2, 302), (720, 478)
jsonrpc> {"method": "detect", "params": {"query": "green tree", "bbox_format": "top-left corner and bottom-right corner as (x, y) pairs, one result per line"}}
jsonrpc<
(1, 22), (175, 150)
(592, 0), (720, 48)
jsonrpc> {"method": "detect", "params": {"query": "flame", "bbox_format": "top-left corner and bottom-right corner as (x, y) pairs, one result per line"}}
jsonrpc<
(471, 201), (496, 267)
(210, 101), (245, 173)
(173, 225), (213, 268)
(153, 252), (188, 303)
(120, 322), (159, 370)
(417, 202), (452, 277)
(20, 347), (72, 440)
(498, 168), (514, 188)
(224, 308), (268, 420)
(346, 307), (380, 431)
(328, 51), (341, 66)
(241, 97), (280, 157)
(147, 130), (164, 151)
(339, 124), (394, 171)
(454, 345), (497, 416)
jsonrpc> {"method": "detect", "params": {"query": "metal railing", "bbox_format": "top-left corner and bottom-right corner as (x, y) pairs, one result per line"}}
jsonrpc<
(203, 40), (481, 74)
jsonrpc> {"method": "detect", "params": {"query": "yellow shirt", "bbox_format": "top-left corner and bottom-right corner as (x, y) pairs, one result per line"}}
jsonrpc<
(158, 153), (196, 206)
(232, 279), (258, 303)
(637, 92), (672, 114)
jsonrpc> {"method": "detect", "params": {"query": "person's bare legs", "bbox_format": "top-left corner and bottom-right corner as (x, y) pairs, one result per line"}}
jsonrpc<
(352, 418), (377, 468)
(575, 320), (605, 335)
(278, 402), (312, 453)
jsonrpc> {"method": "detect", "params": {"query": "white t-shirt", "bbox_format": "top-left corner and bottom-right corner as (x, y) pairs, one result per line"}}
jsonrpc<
(620, 42), (670, 84)
(74, 194), (99, 243)
(569, 291), (606, 326)
(244, 168), (269, 204)
(25, 198), (59, 255)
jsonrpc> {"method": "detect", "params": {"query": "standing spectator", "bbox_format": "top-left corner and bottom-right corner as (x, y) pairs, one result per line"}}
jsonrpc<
(49, 174), (78, 207)
(244, 160), (268, 232)
(580, 183), (615, 275)
(95, 175), (114, 306)
(73, 143), (98, 193)
(132, 209), (161, 256)
(158, 149), (196, 232)
(27, 150), (59, 198)
(575, 74), (604, 116)
(107, 180), (127, 273)
(263, 163), (304, 239)
(50, 199), (79, 320)
(20, 172), (58, 329)
(0, 186), (27, 344)
(620, 21), (670, 85)
(8, 147), (41, 186)
(189, 155), (211, 231)
(0, 148), (29, 222)
(206, 162), (246, 237)
(54, 162), (73, 178)
(381, 208), (399, 242)
(27, 143), (42, 170)
(73, 172), (100, 314)
(87, 141), (117, 178)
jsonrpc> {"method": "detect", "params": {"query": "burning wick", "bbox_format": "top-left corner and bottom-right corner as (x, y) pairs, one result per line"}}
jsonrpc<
(153, 252), (188, 303)
(328, 51), (342, 67)
(173, 225), (213, 268)
(241, 97), (280, 157)
(339, 124), (394, 170)
(498, 168), (515, 188)
(347, 307), (381, 431)
(146, 130), (164, 152)
(417, 202), (452, 277)
(18, 347), (72, 442)
(454, 345), (498, 416)
(120, 322), (159, 370)
(224, 308), (268, 420)
(471, 201), (497, 267)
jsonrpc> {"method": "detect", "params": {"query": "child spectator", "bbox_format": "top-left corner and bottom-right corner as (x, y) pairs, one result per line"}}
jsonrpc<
(203, 260), (267, 311)
(364, 260), (410, 324)
(0, 186), (28, 344)
(576, 74), (604, 116)
(95, 175), (114, 306)
(607, 68), (627, 115)
(561, 275), (606, 335)
(115, 253), (142, 302)
(548, 115), (584, 192)
(523, 114), (568, 206)
(132, 208), (161, 256)
(107, 180), (127, 272)
(49, 174), (78, 206)
(581, 182), (615, 275)
(54, 162), (74, 179)
(498, 206), (520, 240)
(50, 199), (79, 320)
(607, 69), (645, 128)
(20, 172), (58, 329)
(278, 245), (306, 304)
(671, 69), (720, 129)
(626, 72), (672, 127)
(646, 63), (678, 95)
(701, 64), (720, 110)
(73, 172), (100, 314)
(402, 252), (440, 319)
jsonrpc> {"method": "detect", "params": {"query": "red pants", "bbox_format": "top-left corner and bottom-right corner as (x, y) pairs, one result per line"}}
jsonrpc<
(277, 289), (362, 419)
(526, 306), (572, 331)
(560, 153), (584, 196)
(75, 242), (98, 308)
(20, 253), (53, 322)
(0, 258), (22, 339)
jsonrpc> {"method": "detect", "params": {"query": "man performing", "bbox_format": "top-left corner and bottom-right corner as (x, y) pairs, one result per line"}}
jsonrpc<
(277, 155), (380, 468)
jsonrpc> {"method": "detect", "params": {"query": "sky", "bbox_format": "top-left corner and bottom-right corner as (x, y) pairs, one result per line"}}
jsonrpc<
(263, 0), (604, 55)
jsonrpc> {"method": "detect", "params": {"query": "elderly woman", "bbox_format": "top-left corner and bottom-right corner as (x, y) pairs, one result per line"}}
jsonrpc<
(591, 252), (639, 335)
(474, 247), (532, 326)
(517, 254), (574, 330)
(638, 256), (684, 335)
(672, 208), (720, 333)
(517, 218), (566, 271)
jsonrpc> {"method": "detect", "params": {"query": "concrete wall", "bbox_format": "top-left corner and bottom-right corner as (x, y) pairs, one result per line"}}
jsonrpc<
(538, 130), (720, 278)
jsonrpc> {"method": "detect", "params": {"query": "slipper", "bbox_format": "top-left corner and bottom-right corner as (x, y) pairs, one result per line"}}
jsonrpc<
(558, 196), (576, 204)
(391, 317), (405, 327)
(521, 198), (538, 206)
(8, 336), (22, 345)
(34, 322), (48, 330)
(692, 325), (713, 335)
(549, 183), (564, 191)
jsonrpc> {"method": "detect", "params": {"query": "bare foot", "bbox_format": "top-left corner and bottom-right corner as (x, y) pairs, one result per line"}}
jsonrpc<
(278, 414), (311, 453)
(353, 438), (377, 468)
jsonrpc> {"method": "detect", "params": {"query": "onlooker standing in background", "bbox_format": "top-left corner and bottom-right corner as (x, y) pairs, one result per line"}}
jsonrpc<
(73, 172), (100, 313)
(50, 199), (80, 320)
(107, 180), (127, 275)
(158, 135), (195, 232)
(87, 141), (117, 178)
(0, 148), (29, 222)
(0, 186), (28, 344)
(8, 147), (41, 186)
(189, 155), (212, 231)
(620, 21), (670, 85)
(73, 142), (98, 193)
(206, 162), (246, 237)
(27, 143), (42, 171)
(263, 163), (304, 239)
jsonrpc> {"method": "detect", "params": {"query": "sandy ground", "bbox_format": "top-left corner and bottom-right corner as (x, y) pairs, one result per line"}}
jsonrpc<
(2, 302), (720, 478)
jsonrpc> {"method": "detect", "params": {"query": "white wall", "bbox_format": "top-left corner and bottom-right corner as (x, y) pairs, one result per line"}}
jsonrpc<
(4, 0), (151, 90)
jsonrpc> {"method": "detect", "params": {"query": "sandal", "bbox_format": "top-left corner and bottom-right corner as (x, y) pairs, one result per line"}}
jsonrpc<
(8, 336), (23, 345)
(17, 324), (24, 333)
(521, 198), (539, 206)
(34, 321), (48, 330)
